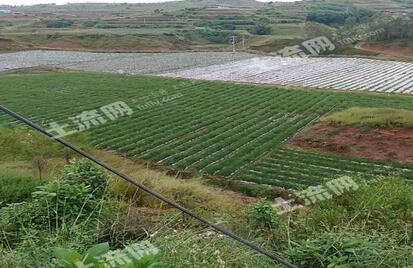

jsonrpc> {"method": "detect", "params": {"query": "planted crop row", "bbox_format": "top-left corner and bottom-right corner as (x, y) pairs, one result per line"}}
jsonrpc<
(1, 73), (413, 190)
(238, 148), (413, 189)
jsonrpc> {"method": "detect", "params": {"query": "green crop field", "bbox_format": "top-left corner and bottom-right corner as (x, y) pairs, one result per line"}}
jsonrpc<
(1, 72), (413, 190)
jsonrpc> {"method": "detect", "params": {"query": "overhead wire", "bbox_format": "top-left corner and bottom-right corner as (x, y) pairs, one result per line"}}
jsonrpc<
(0, 104), (298, 268)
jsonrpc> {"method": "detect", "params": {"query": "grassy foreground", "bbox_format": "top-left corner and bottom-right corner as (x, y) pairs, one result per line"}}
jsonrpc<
(0, 126), (412, 267)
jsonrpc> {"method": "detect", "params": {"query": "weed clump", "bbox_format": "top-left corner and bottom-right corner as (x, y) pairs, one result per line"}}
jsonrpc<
(248, 199), (281, 229)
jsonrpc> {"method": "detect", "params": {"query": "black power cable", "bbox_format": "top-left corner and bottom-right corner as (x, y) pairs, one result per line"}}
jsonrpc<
(0, 104), (297, 268)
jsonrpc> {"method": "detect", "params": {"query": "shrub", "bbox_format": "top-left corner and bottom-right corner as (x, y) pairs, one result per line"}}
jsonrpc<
(0, 171), (42, 207)
(198, 29), (232, 44)
(247, 199), (280, 229)
(61, 160), (109, 198)
(254, 23), (272, 35)
(46, 19), (74, 28)
(0, 161), (110, 246)
(32, 180), (101, 227)
(0, 180), (99, 234)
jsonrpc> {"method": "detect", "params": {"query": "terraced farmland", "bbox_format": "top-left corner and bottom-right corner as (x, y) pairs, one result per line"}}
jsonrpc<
(1, 72), (413, 190)
(163, 56), (413, 94)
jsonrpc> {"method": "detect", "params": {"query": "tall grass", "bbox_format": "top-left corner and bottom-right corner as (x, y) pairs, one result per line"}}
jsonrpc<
(98, 150), (247, 218)
(0, 170), (42, 207)
(325, 107), (413, 128)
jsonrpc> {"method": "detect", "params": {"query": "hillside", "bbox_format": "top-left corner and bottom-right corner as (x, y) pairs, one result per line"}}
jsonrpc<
(304, 0), (410, 12)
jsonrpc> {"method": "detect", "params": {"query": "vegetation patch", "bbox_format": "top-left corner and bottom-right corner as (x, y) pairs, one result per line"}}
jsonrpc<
(325, 107), (413, 128)
(0, 171), (42, 207)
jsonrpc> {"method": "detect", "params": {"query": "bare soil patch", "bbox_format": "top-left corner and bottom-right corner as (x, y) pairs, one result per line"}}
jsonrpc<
(0, 38), (15, 45)
(290, 122), (413, 164)
(42, 40), (85, 49)
(360, 43), (413, 58)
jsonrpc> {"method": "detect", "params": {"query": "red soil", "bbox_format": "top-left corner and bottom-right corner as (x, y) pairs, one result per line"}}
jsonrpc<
(42, 40), (85, 49)
(360, 43), (413, 58)
(290, 122), (413, 164)
(0, 38), (15, 45)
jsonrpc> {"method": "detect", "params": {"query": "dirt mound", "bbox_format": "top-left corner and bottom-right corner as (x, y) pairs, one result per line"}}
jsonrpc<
(0, 38), (15, 45)
(42, 40), (85, 49)
(290, 122), (413, 164)
(360, 43), (413, 58)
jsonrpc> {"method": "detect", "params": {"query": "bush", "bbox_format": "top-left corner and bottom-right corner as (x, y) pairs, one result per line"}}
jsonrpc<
(305, 3), (375, 26)
(0, 171), (42, 207)
(198, 29), (232, 44)
(61, 160), (109, 198)
(32, 180), (101, 227)
(0, 161), (110, 247)
(254, 24), (272, 35)
(0, 180), (100, 238)
(247, 199), (280, 229)
(46, 19), (74, 28)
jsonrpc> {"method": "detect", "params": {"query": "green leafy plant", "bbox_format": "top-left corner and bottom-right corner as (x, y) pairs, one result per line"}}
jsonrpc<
(54, 241), (161, 268)
(31, 180), (100, 227)
(248, 199), (281, 229)
(61, 160), (109, 198)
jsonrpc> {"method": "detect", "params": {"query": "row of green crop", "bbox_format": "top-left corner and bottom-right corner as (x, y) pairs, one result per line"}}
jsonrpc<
(238, 148), (413, 189)
(89, 88), (338, 176)
(1, 73), (413, 190)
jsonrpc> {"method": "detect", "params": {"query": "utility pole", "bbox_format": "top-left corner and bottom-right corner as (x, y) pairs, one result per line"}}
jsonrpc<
(230, 36), (236, 52)
(242, 37), (245, 50)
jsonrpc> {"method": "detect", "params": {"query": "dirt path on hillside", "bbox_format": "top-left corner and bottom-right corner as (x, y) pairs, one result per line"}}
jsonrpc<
(290, 122), (413, 164)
